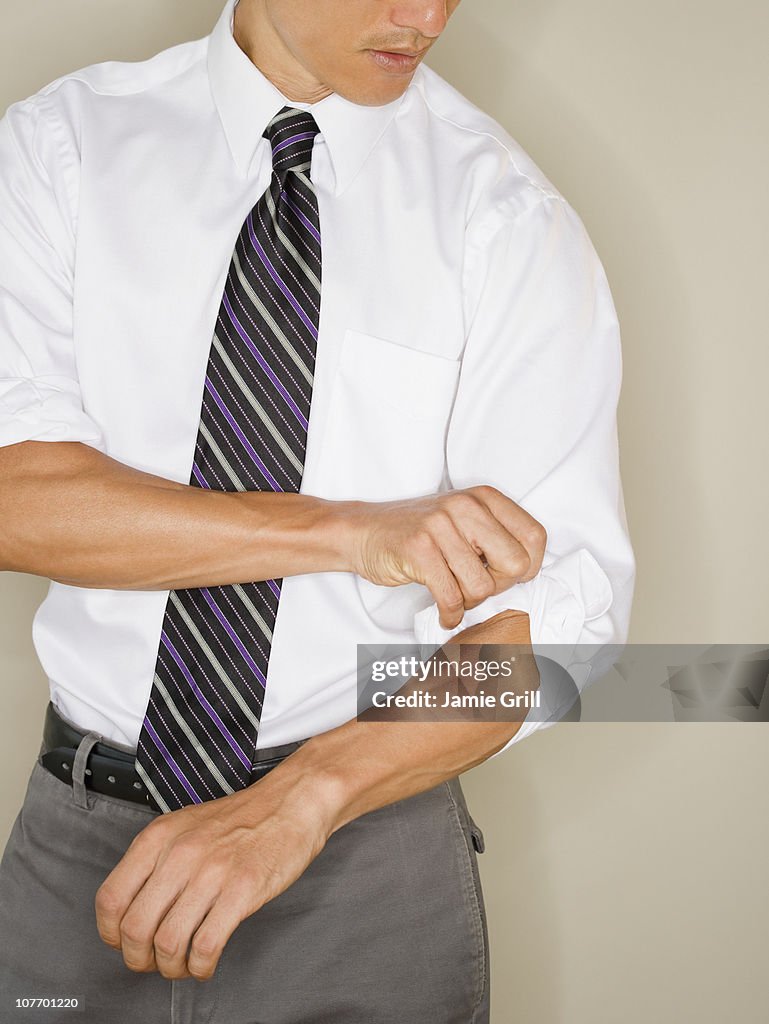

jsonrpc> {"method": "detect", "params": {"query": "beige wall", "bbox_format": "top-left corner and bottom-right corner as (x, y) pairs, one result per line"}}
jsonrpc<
(2, 2), (767, 1021)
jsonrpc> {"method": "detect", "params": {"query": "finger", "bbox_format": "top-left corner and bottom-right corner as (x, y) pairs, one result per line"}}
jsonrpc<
(471, 486), (547, 581)
(115, 832), (197, 973)
(432, 516), (498, 610)
(409, 532), (465, 629)
(187, 892), (248, 982)
(95, 819), (169, 950)
(118, 863), (188, 974)
(466, 514), (532, 587)
(440, 490), (532, 588)
(152, 884), (217, 980)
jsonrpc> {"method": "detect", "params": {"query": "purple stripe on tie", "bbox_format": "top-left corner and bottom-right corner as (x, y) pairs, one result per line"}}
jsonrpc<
(161, 631), (252, 769)
(279, 191), (322, 246)
(191, 464), (210, 489)
(204, 378), (283, 491)
(221, 293), (309, 431)
(272, 131), (316, 156)
(142, 717), (201, 804)
(200, 587), (268, 689)
(266, 578), (281, 600)
(245, 215), (319, 341)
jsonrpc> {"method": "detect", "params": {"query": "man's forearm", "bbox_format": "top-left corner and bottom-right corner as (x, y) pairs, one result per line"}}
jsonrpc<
(0, 440), (547, 629)
(0, 440), (351, 589)
(95, 608), (534, 980)
(259, 609), (535, 836)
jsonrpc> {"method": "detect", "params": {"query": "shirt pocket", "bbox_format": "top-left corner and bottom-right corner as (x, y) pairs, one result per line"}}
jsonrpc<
(313, 329), (461, 502)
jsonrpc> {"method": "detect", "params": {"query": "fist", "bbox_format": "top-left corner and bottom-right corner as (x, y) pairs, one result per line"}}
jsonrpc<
(348, 485), (546, 629)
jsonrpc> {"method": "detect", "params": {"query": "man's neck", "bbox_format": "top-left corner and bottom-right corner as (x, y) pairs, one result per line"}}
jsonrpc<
(233, 0), (333, 104)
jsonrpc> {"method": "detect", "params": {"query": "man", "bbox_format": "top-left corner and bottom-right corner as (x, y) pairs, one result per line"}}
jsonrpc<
(0, 0), (634, 1021)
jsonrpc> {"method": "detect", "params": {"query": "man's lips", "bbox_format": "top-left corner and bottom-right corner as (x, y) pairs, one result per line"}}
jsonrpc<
(367, 48), (428, 74)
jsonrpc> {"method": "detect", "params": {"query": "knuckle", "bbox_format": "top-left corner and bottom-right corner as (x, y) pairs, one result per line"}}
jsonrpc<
(526, 521), (548, 551)
(427, 508), (453, 531)
(409, 529), (438, 558)
(171, 831), (205, 858)
(153, 937), (181, 960)
(127, 820), (166, 856)
(124, 956), (153, 974)
(137, 816), (168, 843)
(470, 483), (499, 501)
(95, 885), (121, 918)
(191, 932), (220, 961)
(157, 965), (183, 981)
(446, 491), (480, 516)
(469, 575), (496, 601)
(198, 860), (229, 890)
(511, 551), (532, 577)
(190, 964), (216, 982)
(462, 579), (485, 604)
(119, 922), (148, 947)
(153, 921), (186, 960)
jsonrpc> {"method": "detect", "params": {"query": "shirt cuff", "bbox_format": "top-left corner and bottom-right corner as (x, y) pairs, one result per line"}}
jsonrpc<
(0, 376), (105, 449)
(412, 547), (614, 753)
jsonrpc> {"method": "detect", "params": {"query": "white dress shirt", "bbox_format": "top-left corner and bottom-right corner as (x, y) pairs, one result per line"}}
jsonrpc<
(0, 0), (635, 753)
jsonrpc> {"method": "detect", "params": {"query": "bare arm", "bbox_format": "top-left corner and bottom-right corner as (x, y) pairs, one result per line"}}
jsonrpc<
(95, 608), (534, 981)
(0, 440), (546, 628)
(0, 440), (349, 590)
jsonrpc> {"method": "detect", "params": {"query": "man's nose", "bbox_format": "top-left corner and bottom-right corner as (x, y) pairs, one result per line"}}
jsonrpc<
(389, 2), (450, 40)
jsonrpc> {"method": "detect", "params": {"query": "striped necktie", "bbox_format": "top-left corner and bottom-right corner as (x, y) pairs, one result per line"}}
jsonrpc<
(135, 107), (322, 813)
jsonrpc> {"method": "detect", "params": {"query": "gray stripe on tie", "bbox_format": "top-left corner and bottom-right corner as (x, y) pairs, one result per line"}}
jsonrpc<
(264, 188), (321, 293)
(291, 177), (321, 219)
(253, 200), (321, 318)
(232, 251), (316, 382)
(135, 761), (172, 814)
(268, 108), (301, 130)
(198, 421), (246, 492)
(232, 583), (274, 643)
(295, 170), (314, 191)
(250, 191), (319, 292)
(169, 591), (262, 731)
(212, 333), (304, 476)
(152, 673), (234, 794)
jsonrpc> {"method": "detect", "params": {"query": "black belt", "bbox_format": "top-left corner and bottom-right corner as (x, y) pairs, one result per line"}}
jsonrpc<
(40, 702), (304, 809)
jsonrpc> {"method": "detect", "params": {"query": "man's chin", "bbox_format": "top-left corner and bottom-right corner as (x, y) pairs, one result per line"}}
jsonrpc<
(331, 75), (414, 108)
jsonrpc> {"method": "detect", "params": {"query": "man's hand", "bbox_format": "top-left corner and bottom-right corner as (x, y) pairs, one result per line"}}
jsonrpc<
(94, 769), (333, 982)
(97, 606), (536, 983)
(95, 608), (533, 982)
(348, 485), (547, 628)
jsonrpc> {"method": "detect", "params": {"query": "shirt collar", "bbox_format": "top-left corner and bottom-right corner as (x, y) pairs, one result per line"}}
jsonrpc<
(207, 0), (409, 195)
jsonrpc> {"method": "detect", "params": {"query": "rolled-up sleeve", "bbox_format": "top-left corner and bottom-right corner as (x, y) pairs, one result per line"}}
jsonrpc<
(0, 95), (104, 450)
(414, 193), (635, 750)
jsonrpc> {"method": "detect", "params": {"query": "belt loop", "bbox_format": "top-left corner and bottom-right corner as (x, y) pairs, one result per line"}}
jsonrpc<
(72, 732), (102, 809)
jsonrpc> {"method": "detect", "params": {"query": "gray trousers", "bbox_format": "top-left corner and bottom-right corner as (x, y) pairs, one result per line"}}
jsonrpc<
(0, 718), (490, 1023)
